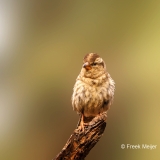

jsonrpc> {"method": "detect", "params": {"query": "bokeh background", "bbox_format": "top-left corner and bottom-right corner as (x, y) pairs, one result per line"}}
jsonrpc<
(0, 0), (160, 160)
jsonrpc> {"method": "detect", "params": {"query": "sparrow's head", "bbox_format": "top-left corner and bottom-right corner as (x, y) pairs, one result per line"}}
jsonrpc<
(81, 53), (106, 79)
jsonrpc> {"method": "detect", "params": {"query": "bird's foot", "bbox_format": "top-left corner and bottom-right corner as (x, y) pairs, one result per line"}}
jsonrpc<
(77, 125), (84, 132)
(76, 115), (85, 133)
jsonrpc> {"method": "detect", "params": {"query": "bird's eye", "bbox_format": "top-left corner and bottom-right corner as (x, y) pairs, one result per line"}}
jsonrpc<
(92, 63), (97, 66)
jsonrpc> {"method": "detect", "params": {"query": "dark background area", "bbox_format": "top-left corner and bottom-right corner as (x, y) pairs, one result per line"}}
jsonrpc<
(0, 1), (160, 160)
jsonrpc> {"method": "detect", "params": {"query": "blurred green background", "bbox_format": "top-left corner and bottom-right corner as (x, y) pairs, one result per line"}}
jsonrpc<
(0, 0), (160, 160)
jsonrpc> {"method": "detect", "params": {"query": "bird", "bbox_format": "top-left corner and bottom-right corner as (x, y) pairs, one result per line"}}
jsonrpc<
(71, 53), (115, 131)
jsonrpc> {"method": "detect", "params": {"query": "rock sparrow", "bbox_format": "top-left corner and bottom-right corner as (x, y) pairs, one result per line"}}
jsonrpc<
(72, 53), (115, 131)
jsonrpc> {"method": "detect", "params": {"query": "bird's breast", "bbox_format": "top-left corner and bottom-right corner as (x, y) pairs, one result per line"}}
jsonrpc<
(72, 79), (108, 117)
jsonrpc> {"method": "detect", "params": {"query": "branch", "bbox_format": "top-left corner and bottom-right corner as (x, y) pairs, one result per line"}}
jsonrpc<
(53, 112), (107, 160)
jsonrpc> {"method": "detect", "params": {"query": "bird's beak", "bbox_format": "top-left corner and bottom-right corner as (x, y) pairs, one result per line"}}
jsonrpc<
(83, 62), (92, 70)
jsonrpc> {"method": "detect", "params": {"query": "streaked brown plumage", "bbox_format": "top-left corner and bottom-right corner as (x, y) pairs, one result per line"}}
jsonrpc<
(72, 53), (115, 131)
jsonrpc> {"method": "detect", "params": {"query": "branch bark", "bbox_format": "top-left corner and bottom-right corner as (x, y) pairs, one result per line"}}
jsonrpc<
(53, 112), (107, 160)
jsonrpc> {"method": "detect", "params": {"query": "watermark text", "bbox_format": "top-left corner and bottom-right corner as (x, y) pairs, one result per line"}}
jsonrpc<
(121, 144), (157, 150)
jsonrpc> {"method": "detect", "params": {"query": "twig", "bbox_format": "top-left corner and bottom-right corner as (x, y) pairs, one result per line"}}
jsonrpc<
(53, 112), (107, 160)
